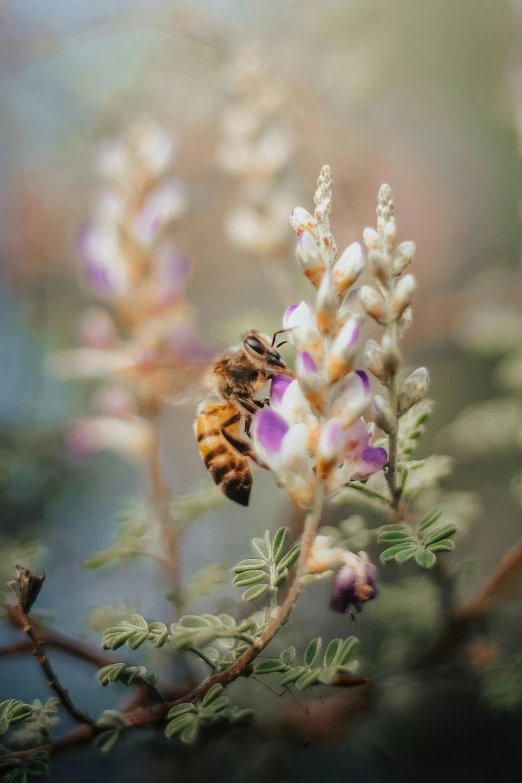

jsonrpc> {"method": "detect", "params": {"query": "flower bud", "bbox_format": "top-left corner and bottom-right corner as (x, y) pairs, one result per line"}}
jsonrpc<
(364, 339), (387, 383)
(358, 286), (387, 324)
(328, 319), (359, 384)
(316, 270), (338, 335)
(295, 351), (326, 412)
(382, 220), (397, 246)
(317, 418), (344, 479)
(331, 371), (372, 428)
(381, 334), (400, 376)
(367, 248), (390, 286)
(372, 395), (396, 434)
(391, 274), (416, 319)
(392, 241), (415, 276)
(296, 231), (324, 289)
(290, 207), (318, 239)
(307, 535), (346, 574)
(363, 227), (380, 250)
(283, 302), (324, 365)
(397, 306), (413, 337)
(398, 367), (430, 414)
(332, 242), (364, 299)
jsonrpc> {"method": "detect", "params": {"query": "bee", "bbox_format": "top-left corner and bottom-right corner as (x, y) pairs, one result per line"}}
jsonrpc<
(127, 329), (292, 506)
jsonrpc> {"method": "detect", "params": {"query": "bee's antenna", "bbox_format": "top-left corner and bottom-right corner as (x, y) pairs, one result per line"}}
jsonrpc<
(276, 340), (288, 349)
(271, 327), (295, 347)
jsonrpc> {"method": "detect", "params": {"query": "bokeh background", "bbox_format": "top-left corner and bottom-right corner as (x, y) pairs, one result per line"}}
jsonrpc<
(1, 1), (522, 781)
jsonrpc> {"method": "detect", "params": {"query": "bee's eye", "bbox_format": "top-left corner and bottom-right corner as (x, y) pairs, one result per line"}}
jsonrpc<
(245, 336), (265, 355)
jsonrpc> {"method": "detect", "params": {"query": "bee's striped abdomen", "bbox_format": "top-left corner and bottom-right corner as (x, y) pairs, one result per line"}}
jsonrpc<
(196, 402), (252, 506)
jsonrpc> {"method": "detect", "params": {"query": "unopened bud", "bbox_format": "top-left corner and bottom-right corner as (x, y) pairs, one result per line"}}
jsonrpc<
(397, 306), (413, 337)
(290, 207), (318, 239)
(372, 395), (396, 434)
(391, 274), (416, 319)
(316, 269), (338, 335)
(317, 418), (344, 479)
(296, 231), (325, 289)
(368, 248), (390, 286)
(359, 286), (387, 324)
(392, 241), (415, 276)
(332, 242), (364, 299)
(328, 319), (359, 384)
(363, 227), (380, 250)
(381, 334), (400, 377)
(295, 351), (326, 412)
(364, 339), (387, 383)
(398, 367), (430, 414)
(382, 220), (397, 246)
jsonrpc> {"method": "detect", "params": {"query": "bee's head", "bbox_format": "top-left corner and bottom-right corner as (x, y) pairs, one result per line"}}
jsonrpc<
(242, 330), (291, 374)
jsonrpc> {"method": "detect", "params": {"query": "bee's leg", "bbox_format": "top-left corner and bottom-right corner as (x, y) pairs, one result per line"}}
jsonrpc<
(235, 396), (260, 437)
(220, 421), (268, 469)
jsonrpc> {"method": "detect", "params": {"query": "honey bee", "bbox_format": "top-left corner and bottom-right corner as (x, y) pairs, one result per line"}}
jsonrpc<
(127, 329), (293, 506)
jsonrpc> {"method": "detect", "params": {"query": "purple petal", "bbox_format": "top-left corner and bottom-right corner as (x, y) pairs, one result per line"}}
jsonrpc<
(344, 419), (371, 458)
(356, 446), (388, 478)
(298, 350), (317, 374)
(155, 244), (191, 303)
(270, 375), (292, 408)
(330, 566), (358, 613)
(319, 418), (343, 456)
(252, 409), (289, 454)
(355, 370), (371, 395)
(78, 225), (115, 296)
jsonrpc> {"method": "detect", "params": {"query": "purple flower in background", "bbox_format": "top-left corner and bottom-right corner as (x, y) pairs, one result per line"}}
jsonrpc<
(77, 223), (128, 299)
(331, 562), (378, 614)
(154, 244), (191, 305)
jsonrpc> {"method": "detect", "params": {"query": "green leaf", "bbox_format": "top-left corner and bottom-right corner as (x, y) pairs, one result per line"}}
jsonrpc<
(377, 527), (413, 543)
(295, 669), (321, 690)
(201, 697), (230, 715)
(175, 562), (229, 606)
(415, 549), (437, 569)
(0, 701), (33, 736)
(304, 638), (322, 667)
(337, 637), (358, 665)
(279, 666), (307, 686)
(380, 543), (420, 563)
(271, 527), (289, 563)
(167, 704), (197, 720)
(25, 753), (49, 777)
(273, 569), (288, 588)
(429, 539), (455, 553)
(318, 667), (337, 684)
(395, 546), (419, 564)
(242, 584), (269, 602)
(233, 570), (267, 586)
(165, 714), (196, 739)
(202, 684), (224, 707)
(95, 730), (120, 753)
(418, 510), (443, 531)
(253, 661), (288, 675)
(102, 614), (157, 651)
(323, 639), (341, 667)
(422, 524), (458, 546)
(97, 663), (157, 688)
(3, 769), (26, 783)
(179, 615), (212, 628)
(233, 559), (268, 573)
(280, 646), (296, 666)
(180, 721), (199, 745)
(276, 545), (300, 572)
(252, 534), (271, 561)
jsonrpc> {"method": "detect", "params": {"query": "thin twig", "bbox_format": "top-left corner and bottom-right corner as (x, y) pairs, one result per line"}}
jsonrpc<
(8, 585), (95, 727)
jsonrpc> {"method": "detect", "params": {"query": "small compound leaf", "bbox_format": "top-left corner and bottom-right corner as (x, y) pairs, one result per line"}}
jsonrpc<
(253, 661), (288, 675)
(380, 543), (420, 563)
(337, 637), (358, 665)
(180, 720), (199, 745)
(418, 510), (443, 531)
(415, 549), (437, 569)
(233, 559), (268, 573)
(165, 714), (196, 739)
(252, 535), (271, 561)
(242, 584), (269, 602)
(377, 528), (414, 543)
(277, 545), (300, 572)
(318, 667), (337, 684)
(272, 527), (290, 563)
(280, 646), (296, 666)
(429, 539), (455, 553)
(179, 615), (213, 629)
(395, 546), (419, 564)
(0, 701), (33, 736)
(279, 666), (307, 686)
(304, 638), (322, 667)
(201, 697), (230, 715)
(422, 524), (458, 546)
(202, 684), (224, 707)
(295, 669), (321, 690)
(324, 639), (341, 667)
(95, 729), (120, 753)
(273, 569), (288, 588)
(233, 570), (267, 587)
(167, 704), (197, 720)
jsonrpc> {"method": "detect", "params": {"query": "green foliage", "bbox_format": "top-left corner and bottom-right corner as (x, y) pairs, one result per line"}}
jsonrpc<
(378, 511), (457, 568)
(170, 562), (229, 608)
(169, 614), (253, 654)
(6, 700), (59, 750)
(97, 663), (158, 688)
(233, 527), (300, 601)
(165, 685), (252, 745)
(95, 710), (125, 753)
(319, 516), (373, 551)
(0, 702), (33, 737)
(169, 482), (228, 533)
(0, 750), (49, 781)
(85, 601), (140, 633)
(102, 614), (169, 650)
(253, 636), (359, 689)
(397, 399), (434, 460)
(83, 498), (157, 570)
(481, 657), (522, 711)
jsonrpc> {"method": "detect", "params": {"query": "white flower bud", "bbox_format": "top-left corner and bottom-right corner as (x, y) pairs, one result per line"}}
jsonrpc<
(381, 334), (400, 377)
(391, 274), (416, 319)
(290, 207), (318, 239)
(363, 227), (380, 250)
(364, 339), (387, 383)
(317, 418), (344, 479)
(392, 241), (416, 276)
(358, 286), (387, 324)
(372, 395), (396, 434)
(397, 306), (413, 337)
(295, 351), (326, 412)
(296, 231), (325, 289)
(398, 367), (430, 414)
(328, 319), (359, 384)
(367, 248), (390, 286)
(316, 270), (338, 335)
(382, 220), (397, 246)
(332, 242), (364, 299)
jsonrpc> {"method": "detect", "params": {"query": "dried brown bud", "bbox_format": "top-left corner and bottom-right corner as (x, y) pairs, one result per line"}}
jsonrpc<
(8, 565), (46, 613)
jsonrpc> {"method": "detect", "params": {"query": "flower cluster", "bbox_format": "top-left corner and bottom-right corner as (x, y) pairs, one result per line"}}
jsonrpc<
(251, 165), (387, 612)
(218, 48), (296, 260)
(50, 120), (212, 460)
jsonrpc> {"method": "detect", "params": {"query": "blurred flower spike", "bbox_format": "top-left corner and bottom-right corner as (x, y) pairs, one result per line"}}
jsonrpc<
(251, 166), (387, 508)
(50, 119), (211, 461)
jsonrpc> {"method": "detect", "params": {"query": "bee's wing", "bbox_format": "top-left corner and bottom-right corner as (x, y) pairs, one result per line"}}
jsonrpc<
(118, 359), (214, 404)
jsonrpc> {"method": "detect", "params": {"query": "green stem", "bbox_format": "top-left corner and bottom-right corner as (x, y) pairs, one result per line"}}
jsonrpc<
(347, 483), (390, 505)
(188, 646), (218, 671)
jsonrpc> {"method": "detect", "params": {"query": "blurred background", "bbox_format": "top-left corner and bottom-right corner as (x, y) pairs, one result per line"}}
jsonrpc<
(1, 1), (522, 781)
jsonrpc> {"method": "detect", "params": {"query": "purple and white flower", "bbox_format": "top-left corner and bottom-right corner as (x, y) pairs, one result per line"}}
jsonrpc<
(331, 561), (378, 615)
